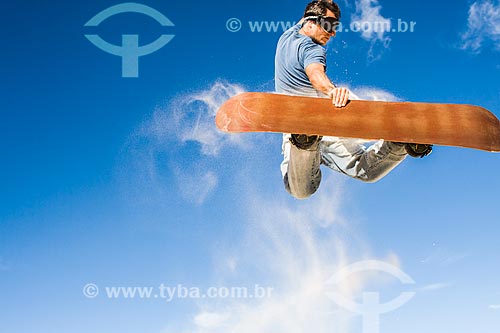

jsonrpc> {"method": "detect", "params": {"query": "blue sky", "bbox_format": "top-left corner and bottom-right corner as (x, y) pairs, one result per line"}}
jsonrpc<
(1, 0), (500, 332)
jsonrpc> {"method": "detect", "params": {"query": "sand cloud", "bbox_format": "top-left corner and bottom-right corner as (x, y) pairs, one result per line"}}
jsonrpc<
(138, 81), (246, 156)
(177, 84), (416, 332)
(350, 86), (401, 102)
(121, 81), (246, 205)
(182, 176), (413, 333)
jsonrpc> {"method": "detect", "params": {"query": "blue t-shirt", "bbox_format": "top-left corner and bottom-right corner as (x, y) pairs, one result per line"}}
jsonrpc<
(275, 23), (327, 97)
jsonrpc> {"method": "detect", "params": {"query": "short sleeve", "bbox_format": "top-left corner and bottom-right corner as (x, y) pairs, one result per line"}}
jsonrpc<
(299, 41), (326, 69)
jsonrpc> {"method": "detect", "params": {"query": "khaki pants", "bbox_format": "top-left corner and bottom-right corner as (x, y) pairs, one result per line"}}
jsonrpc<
(281, 134), (407, 199)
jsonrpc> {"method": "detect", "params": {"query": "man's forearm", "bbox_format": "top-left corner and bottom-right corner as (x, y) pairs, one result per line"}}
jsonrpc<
(312, 73), (335, 96)
(305, 63), (349, 107)
(306, 65), (335, 96)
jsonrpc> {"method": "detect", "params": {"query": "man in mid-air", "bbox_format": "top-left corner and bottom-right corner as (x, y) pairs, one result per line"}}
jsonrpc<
(275, 0), (432, 199)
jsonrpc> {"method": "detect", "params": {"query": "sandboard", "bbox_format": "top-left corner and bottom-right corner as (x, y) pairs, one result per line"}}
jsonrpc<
(215, 92), (500, 152)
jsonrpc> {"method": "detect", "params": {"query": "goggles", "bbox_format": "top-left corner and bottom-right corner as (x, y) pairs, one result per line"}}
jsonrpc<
(304, 15), (339, 33)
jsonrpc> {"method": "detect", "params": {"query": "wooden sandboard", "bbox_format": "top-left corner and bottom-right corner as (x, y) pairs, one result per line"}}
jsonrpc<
(215, 92), (500, 152)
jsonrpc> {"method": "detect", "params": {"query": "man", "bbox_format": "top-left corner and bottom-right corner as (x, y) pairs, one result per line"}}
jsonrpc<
(275, 0), (432, 199)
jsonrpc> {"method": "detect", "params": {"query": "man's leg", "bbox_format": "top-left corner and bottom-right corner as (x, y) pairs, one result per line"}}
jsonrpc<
(281, 134), (322, 199)
(320, 137), (407, 182)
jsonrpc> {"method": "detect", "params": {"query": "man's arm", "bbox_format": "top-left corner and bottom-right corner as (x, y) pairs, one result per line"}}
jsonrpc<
(305, 63), (349, 107)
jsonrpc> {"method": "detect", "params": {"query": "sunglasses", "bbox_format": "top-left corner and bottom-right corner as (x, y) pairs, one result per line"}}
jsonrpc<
(304, 15), (339, 33)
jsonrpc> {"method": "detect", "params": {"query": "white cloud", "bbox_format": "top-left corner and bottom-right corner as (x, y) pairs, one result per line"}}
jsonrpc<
(490, 304), (500, 310)
(418, 282), (451, 292)
(193, 312), (231, 329)
(351, 0), (392, 60)
(419, 245), (467, 265)
(460, 0), (500, 52)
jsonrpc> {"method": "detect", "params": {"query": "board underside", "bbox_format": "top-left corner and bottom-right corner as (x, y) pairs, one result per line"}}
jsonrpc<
(216, 92), (500, 152)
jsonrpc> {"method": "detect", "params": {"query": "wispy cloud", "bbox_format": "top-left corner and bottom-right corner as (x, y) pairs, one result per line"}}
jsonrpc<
(490, 304), (500, 310)
(419, 245), (467, 266)
(460, 0), (500, 53)
(418, 282), (452, 292)
(351, 0), (392, 61)
(193, 312), (231, 329)
(420, 253), (467, 265)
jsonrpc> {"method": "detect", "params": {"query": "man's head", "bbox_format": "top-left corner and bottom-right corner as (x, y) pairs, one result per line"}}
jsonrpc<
(301, 0), (341, 45)
(303, 0), (341, 19)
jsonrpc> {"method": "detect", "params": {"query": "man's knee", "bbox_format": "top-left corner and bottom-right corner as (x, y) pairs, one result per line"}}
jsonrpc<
(358, 175), (383, 183)
(283, 173), (320, 199)
(356, 168), (391, 183)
